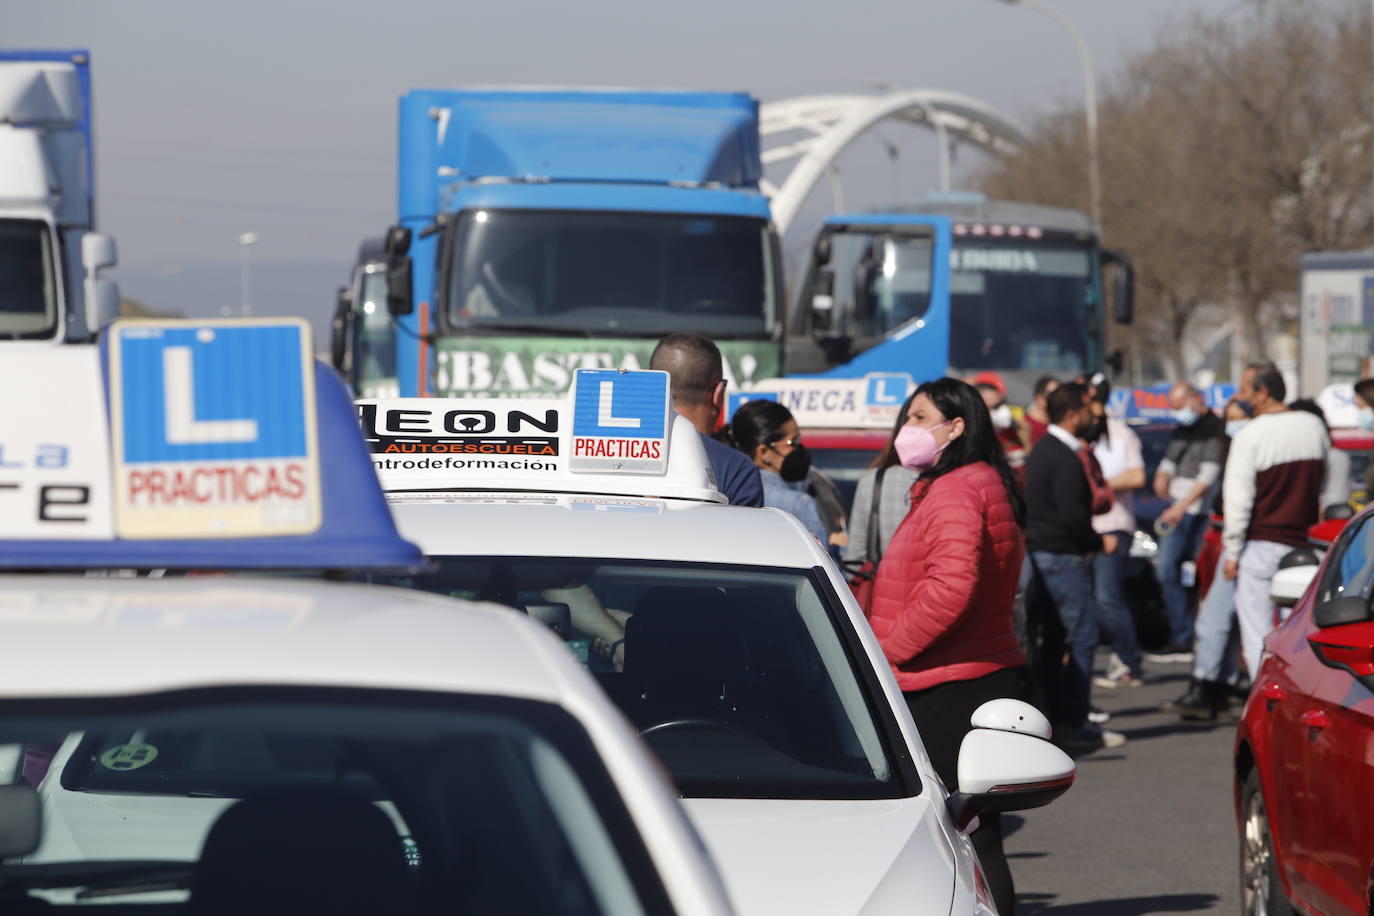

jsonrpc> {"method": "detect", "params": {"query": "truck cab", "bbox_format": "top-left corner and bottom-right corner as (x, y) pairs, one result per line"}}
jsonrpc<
(379, 89), (784, 397)
(0, 50), (118, 344)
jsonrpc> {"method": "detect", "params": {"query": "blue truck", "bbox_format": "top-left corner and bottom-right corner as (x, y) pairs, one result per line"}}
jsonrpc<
(337, 88), (784, 398)
(0, 49), (118, 344)
(786, 194), (1134, 404)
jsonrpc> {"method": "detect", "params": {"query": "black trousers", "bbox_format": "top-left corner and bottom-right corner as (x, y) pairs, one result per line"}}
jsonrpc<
(904, 666), (1032, 916)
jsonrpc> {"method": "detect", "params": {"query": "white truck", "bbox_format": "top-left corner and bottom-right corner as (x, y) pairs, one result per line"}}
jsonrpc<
(0, 49), (117, 344)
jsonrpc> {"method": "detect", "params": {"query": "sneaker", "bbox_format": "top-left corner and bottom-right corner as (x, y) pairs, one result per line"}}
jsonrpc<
(1087, 706), (1112, 724)
(1093, 671), (1145, 689)
(1102, 652), (1129, 681)
(1143, 642), (1195, 663)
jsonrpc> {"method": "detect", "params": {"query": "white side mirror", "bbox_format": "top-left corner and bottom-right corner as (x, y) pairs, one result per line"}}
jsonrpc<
(83, 232), (118, 271)
(81, 232), (120, 340)
(948, 699), (1075, 830)
(1271, 565), (1319, 609)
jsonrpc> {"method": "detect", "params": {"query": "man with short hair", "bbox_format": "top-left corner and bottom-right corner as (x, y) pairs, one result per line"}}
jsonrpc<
(1026, 376), (1060, 445)
(1223, 364), (1329, 676)
(1025, 382), (1125, 749)
(649, 333), (763, 507)
(1150, 383), (1224, 658)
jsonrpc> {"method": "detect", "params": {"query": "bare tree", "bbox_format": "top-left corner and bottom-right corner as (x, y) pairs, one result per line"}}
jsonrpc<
(978, 0), (1374, 380)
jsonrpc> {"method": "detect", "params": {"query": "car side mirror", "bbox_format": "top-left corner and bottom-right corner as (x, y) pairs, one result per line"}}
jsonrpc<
(1309, 621), (1374, 693)
(1271, 565), (1319, 609)
(383, 225), (414, 317)
(811, 269), (835, 332)
(947, 699), (1075, 831)
(1314, 596), (1373, 629)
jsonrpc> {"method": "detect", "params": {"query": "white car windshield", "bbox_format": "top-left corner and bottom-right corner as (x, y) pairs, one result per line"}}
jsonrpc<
(1, 692), (666, 914)
(361, 558), (906, 800)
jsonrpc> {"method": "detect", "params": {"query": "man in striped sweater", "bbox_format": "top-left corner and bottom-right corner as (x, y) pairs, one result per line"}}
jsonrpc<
(1222, 365), (1329, 676)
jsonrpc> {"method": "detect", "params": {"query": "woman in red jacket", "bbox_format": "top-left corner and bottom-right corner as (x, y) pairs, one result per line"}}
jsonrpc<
(869, 376), (1029, 915)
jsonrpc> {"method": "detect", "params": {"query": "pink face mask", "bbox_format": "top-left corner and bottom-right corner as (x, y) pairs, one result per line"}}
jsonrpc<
(894, 422), (950, 471)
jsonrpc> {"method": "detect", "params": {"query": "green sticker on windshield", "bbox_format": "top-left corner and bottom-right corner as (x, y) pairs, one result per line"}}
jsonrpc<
(99, 742), (159, 772)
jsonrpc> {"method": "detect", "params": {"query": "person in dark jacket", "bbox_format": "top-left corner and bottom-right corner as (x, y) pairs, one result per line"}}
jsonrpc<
(650, 333), (762, 507)
(868, 377), (1028, 915)
(1024, 382), (1125, 750)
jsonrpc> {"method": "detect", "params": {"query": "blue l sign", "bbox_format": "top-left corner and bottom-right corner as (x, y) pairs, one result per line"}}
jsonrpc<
(572, 370), (668, 439)
(108, 319), (321, 539)
(865, 373), (911, 408)
(117, 324), (311, 463)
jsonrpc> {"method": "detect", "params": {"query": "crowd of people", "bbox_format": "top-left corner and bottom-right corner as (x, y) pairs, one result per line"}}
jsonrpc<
(650, 330), (1350, 914)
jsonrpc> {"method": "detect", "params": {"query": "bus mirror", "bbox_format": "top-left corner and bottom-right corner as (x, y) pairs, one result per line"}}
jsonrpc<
(383, 226), (414, 317)
(814, 234), (833, 267)
(1103, 249), (1134, 325)
(811, 269), (835, 332)
(330, 286), (352, 373)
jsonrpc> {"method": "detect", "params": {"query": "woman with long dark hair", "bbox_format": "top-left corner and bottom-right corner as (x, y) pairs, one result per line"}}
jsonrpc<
(868, 376), (1029, 915)
(730, 400), (828, 544)
(843, 391), (920, 569)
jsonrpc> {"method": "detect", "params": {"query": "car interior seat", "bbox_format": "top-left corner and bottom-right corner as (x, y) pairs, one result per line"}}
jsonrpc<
(190, 784), (413, 916)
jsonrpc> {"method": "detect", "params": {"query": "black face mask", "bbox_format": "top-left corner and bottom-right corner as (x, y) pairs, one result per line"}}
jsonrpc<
(1079, 419), (1103, 443)
(777, 443), (812, 482)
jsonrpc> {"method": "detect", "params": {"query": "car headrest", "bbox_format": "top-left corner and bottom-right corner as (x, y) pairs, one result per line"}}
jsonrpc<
(191, 785), (411, 916)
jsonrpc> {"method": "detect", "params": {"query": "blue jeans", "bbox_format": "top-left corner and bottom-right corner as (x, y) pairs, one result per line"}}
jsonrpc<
(1093, 530), (1143, 677)
(1031, 551), (1099, 728)
(1193, 551), (1241, 683)
(1156, 512), (1206, 645)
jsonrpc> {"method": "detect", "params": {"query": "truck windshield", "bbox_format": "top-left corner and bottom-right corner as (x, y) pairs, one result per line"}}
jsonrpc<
(446, 210), (774, 338)
(949, 240), (1095, 373)
(0, 219), (58, 338)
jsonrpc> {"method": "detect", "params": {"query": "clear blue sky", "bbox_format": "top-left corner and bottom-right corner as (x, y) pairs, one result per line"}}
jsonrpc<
(12, 0), (1244, 280)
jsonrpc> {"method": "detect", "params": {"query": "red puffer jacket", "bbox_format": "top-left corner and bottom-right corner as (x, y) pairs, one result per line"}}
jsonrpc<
(869, 461), (1026, 692)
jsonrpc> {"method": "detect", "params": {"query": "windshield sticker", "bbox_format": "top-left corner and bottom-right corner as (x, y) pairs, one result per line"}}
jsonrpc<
(99, 740), (159, 772)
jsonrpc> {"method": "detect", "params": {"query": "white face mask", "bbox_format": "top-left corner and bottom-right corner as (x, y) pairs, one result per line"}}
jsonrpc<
(990, 404), (1013, 430)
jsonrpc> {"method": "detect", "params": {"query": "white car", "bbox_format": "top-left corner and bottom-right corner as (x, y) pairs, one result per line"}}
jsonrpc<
(361, 370), (1077, 916)
(0, 324), (736, 915)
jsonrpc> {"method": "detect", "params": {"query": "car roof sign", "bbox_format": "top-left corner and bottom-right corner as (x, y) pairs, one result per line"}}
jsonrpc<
(0, 320), (422, 571)
(108, 319), (322, 538)
(361, 369), (723, 503)
(569, 369), (671, 475)
(728, 373), (916, 429)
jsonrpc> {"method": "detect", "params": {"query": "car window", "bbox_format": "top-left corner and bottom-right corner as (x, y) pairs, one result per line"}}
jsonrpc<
(360, 558), (905, 800)
(1, 693), (664, 915)
(1316, 515), (1374, 605)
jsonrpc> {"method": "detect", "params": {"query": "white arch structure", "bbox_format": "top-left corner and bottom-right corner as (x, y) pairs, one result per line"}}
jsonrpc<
(760, 90), (1028, 235)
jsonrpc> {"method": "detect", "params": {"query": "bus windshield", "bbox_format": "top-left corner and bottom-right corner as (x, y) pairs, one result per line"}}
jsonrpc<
(949, 241), (1095, 372)
(445, 209), (775, 338)
(355, 268), (397, 393)
(0, 219), (58, 339)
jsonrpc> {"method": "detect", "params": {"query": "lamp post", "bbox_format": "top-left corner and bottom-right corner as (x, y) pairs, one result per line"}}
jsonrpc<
(238, 232), (258, 316)
(990, 0), (1102, 233)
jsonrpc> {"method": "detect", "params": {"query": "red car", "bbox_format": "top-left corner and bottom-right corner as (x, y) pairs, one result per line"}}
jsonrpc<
(1234, 503), (1374, 915)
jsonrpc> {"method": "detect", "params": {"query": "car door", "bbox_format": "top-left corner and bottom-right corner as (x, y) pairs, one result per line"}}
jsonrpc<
(1286, 514), (1374, 914)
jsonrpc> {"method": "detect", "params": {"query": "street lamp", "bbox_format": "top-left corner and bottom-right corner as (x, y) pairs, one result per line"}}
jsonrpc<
(990, 0), (1102, 233)
(238, 231), (258, 317)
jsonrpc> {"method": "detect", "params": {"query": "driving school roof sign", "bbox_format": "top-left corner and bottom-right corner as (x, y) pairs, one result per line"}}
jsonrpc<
(569, 369), (671, 475)
(108, 319), (322, 538)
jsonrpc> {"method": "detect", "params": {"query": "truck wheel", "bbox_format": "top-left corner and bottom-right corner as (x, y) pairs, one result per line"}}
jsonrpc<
(1240, 769), (1294, 916)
